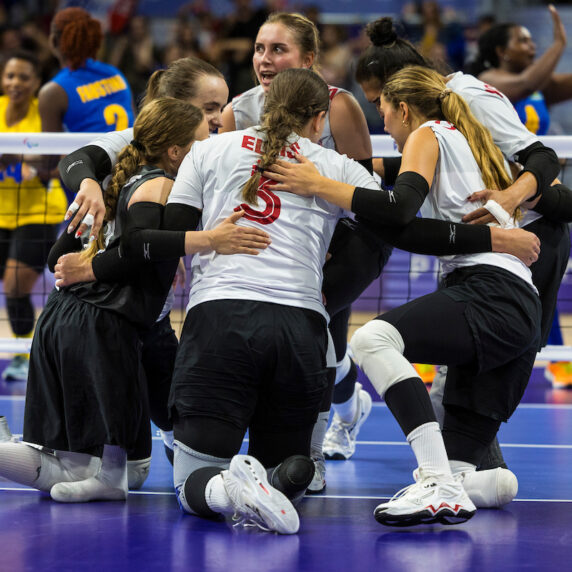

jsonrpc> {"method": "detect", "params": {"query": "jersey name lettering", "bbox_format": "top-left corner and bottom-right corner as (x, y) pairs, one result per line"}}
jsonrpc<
(76, 75), (128, 103)
(241, 135), (301, 158)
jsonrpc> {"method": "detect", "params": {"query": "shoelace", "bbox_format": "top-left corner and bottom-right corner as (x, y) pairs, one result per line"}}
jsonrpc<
(231, 512), (271, 532)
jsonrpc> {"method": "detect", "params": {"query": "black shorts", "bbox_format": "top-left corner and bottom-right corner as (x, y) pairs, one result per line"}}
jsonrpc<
(0, 224), (59, 275)
(526, 217), (570, 347)
(170, 299), (329, 433)
(23, 289), (146, 452)
(379, 265), (541, 421)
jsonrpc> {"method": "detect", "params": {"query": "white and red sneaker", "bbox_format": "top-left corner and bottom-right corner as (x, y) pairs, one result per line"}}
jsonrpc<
(374, 469), (476, 527)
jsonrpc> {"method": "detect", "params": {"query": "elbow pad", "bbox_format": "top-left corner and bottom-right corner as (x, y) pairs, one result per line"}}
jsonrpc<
(514, 141), (559, 197)
(58, 145), (112, 192)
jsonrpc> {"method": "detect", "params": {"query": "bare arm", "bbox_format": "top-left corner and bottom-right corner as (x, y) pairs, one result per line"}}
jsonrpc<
(478, 5), (566, 102)
(329, 92), (372, 160)
(38, 81), (67, 132)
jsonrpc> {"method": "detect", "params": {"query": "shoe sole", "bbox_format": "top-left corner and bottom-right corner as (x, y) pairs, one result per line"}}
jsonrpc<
(374, 507), (476, 527)
(229, 455), (299, 534)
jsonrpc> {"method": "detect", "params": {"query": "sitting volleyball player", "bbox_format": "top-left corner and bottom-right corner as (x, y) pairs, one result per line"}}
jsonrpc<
(159, 68), (385, 534)
(0, 99), (271, 503)
(265, 66), (541, 526)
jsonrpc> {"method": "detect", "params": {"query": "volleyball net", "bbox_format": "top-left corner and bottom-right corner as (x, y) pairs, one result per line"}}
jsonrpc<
(0, 132), (571, 361)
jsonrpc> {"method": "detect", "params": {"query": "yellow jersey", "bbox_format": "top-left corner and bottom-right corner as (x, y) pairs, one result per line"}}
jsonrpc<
(0, 96), (67, 228)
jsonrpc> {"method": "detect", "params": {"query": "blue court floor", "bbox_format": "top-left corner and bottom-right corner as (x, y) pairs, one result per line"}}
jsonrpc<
(1, 365), (571, 571)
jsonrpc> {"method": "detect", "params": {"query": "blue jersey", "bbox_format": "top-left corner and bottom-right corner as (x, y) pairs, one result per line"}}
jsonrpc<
(513, 91), (550, 136)
(52, 59), (134, 132)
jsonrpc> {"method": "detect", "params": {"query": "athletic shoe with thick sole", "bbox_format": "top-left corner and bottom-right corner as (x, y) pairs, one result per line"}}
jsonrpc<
(0, 416), (14, 442)
(306, 454), (326, 494)
(221, 454), (299, 534)
(456, 467), (518, 508)
(323, 383), (372, 460)
(2, 355), (29, 382)
(374, 469), (476, 527)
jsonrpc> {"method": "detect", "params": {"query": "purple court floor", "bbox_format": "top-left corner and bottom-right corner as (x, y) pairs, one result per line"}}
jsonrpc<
(1, 365), (571, 571)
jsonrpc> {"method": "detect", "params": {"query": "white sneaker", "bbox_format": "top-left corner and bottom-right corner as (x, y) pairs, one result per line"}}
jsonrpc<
(0, 416), (14, 442)
(456, 467), (518, 508)
(374, 469), (476, 527)
(2, 355), (29, 382)
(306, 454), (326, 494)
(323, 383), (372, 460)
(127, 457), (151, 490)
(221, 455), (299, 534)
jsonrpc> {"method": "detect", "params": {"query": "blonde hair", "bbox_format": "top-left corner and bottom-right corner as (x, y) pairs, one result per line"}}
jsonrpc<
(382, 66), (512, 193)
(82, 98), (203, 259)
(241, 68), (329, 204)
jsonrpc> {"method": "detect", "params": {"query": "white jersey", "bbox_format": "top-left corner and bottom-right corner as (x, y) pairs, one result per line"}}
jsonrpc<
(419, 120), (535, 290)
(231, 84), (350, 151)
(169, 127), (380, 318)
(447, 71), (542, 227)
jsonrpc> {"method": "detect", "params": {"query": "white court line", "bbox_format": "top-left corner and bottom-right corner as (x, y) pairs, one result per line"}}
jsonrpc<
(356, 440), (572, 449)
(1, 486), (571, 504)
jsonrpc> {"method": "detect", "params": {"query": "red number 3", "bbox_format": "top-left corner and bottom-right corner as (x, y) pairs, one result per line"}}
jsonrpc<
(234, 175), (281, 225)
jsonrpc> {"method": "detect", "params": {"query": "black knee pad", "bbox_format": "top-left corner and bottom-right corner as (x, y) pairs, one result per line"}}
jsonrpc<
(270, 455), (314, 498)
(184, 466), (225, 519)
(6, 296), (35, 336)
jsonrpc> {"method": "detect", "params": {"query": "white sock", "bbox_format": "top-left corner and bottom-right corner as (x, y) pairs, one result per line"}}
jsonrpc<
(50, 445), (127, 503)
(0, 442), (98, 491)
(334, 354), (352, 383)
(127, 456), (151, 490)
(160, 429), (174, 450)
(311, 411), (329, 458)
(205, 473), (234, 515)
(449, 459), (477, 477)
(333, 387), (359, 424)
(407, 421), (452, 477)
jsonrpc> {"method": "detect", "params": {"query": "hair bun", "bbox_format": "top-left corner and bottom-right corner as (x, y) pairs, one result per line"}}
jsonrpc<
(367, 17), (397, 47)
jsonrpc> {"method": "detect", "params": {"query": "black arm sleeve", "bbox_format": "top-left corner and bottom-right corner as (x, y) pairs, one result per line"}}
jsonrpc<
(121, 202), (186, 261)
(356, 157), (374, 175)
(382, 157), (402, 187)
(94, 203), (202, 282)
(58, 145), (113, 192)
(47, 230), (83, 272)
(163, 202), (202, 231)
(92, 248), (141, 283)
(533, 183), (572, 223)
(359, 216), (492, 255)
(513, 141), (560, 197)
(351, 171), (429, 228)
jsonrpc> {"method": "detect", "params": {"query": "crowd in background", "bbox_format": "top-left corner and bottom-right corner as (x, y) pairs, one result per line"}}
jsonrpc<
(0, 1), (503, 133)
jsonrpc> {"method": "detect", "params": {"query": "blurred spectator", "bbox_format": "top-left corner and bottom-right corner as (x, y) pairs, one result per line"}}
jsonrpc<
(401, 1), (466, 72)
(319, 24), (352, 89)
(163, 17), (205, 66)
(464, 13), (496, 71)
(0, 50), (68, 382)
(211, 0), (270, 97)
(107, 15), (163, 105)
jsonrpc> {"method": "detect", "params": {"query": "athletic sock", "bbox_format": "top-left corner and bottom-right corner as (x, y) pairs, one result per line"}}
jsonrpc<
(50, 445), (127, 502)
(0, 442), (99, 491)
(449, 459), (477, 476)
(333, 386), (359, 424)
(311, 411), (329, 458)
(407, 421), (452, 477)
(205, 473), (234, 515)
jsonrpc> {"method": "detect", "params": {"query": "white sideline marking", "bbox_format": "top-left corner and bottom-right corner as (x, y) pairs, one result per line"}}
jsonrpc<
(1, 486), (572, 504)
